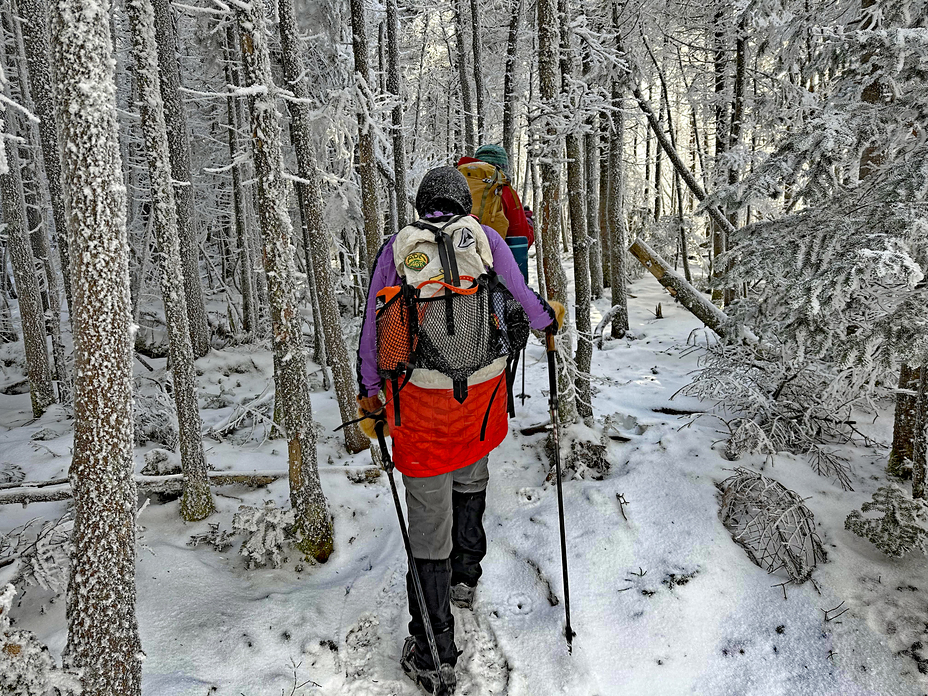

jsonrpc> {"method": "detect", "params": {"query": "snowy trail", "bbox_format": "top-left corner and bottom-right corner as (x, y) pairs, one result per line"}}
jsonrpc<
(3, 275), (928, 694)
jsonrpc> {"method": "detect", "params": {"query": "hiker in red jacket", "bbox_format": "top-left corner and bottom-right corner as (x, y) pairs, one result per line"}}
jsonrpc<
(456, 144), (534, 247)
(356, 166), (563, 694)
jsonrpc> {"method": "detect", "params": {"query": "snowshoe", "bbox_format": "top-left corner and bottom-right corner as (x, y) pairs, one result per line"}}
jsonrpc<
(401, 636), (457, 695)
(450, 582), (476, 610)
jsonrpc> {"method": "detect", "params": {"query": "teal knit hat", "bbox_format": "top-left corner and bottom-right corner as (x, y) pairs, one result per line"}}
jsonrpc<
(475, 144), (509, 170)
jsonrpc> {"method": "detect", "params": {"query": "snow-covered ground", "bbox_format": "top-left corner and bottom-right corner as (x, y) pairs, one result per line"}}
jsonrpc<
(2, 272), (927, 695)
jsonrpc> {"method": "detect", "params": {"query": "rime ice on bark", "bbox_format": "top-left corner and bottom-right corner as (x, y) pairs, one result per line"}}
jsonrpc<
(608, 85), (629, 341)
(0, 72), (54, 418)
(535, 0), (574, 424)
(51, 0), (143, 693)
(125, 0), (214, 521)
(278, 0), (368, 455)
(17, 0), (73, 313)
(151, 0), (210, 357)
(235, 0), (334, 562)
(348, 0), (382, 272)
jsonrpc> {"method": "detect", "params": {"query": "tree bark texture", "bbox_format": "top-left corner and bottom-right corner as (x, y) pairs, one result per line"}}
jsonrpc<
(152, 0), (210, 356)
(349, 0), (383, 272)
(913, 365), (928, 499)
(51, 0), (143, 692)
(537, 0), (575, 424)
(889, 364), (921, 478)
(223, 24), (259, 339)
(17, 0), (72, 312)
(126, 0), (215, 522)
(469, 0), (485, 140)
(0, 101), (54, 417)
(385, 0), (409, 224)
(608, 85), (629, 340)
(455, 0), (475, 155)
(236, 0), (334, 562)
(279, 0), (369, 455)
(501, 0), (523, 161)
(559, 2), (592, 420)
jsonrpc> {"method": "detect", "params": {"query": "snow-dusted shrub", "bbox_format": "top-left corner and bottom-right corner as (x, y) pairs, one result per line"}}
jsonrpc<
(140, 448), (180, 476)
(546, 439), (611, 481)
(0, 584), (82, 695)
(845, 486), (928, 558)
(719, 468), (826, 584)
(232, 502), (296, 569)
(133, 388), (178, 449)
(0, 515), (72, 594)
(187, 523), (235, 552)
(682, 344), (856, 490)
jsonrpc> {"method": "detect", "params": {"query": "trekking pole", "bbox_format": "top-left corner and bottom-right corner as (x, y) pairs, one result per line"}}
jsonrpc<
(373, 419), (450, 694)
(545, 328), (575, 653)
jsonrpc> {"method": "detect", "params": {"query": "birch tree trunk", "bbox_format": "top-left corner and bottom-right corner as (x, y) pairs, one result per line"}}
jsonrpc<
(17, 0), (72, 312)
(559, 0), (592, 420)
(236, 0), (334, 562)
(278, 0), (368, 455)
(349, 0), (383, 271)
(126, 0), (214, 521)
(385, 0), (409, 223)
(152, 0), (210, 356)
(51, 0), (142, 692)
(537, 0), (575, 424)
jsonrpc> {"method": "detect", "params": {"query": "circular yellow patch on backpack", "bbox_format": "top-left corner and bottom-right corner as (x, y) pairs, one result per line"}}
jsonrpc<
(405, 252), (429, 270)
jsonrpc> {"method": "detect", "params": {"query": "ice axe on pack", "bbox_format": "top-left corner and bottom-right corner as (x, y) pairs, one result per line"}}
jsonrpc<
(545, 327), (576, 653)
(371, 417), (455, 696)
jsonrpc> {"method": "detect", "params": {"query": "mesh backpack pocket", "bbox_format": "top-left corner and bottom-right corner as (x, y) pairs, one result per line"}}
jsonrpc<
(375, 285), (416, 379)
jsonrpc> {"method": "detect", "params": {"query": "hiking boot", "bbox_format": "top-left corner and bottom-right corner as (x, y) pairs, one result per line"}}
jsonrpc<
(401, 636), (457, 695)
(450, 582), (476, 610)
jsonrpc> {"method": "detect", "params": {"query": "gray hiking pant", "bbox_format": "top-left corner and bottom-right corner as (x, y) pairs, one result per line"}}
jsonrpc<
(403, 456), (489, 559)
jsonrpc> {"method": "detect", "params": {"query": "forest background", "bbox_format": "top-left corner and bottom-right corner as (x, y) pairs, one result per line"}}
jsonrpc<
(0, 0), (927, 693)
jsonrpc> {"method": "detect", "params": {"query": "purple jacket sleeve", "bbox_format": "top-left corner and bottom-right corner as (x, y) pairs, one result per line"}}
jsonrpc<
(484, 225), (555, 330)
(356, 237), (400, 397)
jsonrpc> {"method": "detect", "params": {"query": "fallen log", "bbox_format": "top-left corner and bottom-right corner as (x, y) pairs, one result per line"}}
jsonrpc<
(0, 466), (379, 506)
(629, 239), (734, 339)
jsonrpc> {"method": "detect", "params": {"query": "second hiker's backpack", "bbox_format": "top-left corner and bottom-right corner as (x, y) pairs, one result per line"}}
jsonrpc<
(374, 214), (529, 426)
(458, 160), (511, 238)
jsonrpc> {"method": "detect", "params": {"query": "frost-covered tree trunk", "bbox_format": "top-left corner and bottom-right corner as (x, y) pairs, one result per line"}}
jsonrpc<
(349, 0), (383, 272)
(501, 0), (523, 161)
(455, 0), (475, 155)
(912, 365), (928, 499)
(151, 0), (209, 357)
(0, 117), (54, 418)
(536, 0), (574, 424)
(223, 24), (258, 339)
(278, 0), (368, 455)
(584, 88), (603, 298)
(599, 133), (611, 287)
(236, 0), (334, 561)
(51, 0), (142, 692)
(608, 84), (629, 339)
(126, 0), (214, 521)
(469, 0), (485, 140)
(385, 0), (409, 223)
(710, 4), (729, 304)
(17, 0), (72, 313)
(559, 0), (592, 421)
(890, 365), (921, 478)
